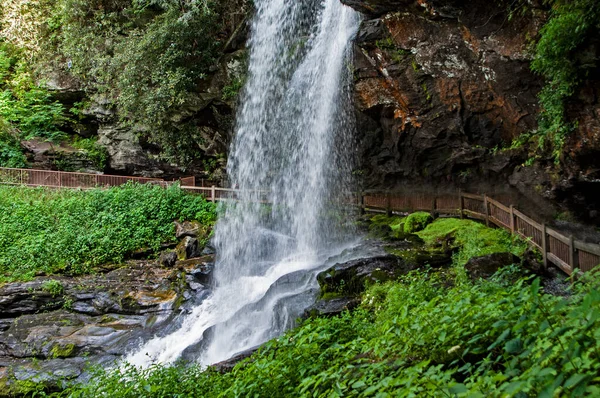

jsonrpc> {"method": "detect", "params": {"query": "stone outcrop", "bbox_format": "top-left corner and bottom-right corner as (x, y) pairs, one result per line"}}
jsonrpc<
(464, 252), (521, 280)
(0, 223), (215, 396)
(347, 0), (600, 224)
(0, 258), (214, 394)
(41, 34), (248, 181)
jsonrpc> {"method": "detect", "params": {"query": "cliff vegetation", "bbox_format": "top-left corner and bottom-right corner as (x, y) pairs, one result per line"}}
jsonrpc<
(0, 183), (215, 282)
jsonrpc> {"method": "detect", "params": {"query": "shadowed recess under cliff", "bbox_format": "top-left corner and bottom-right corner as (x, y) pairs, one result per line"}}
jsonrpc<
(127, 0), (360, 367)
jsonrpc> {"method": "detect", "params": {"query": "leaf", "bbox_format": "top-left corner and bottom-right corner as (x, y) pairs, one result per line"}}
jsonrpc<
(489, 329), (510, 350)
(448, 383), (467, 394)
(564, 373), (588, 389)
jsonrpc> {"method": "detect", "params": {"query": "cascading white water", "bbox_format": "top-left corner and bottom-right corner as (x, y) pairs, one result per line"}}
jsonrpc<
(128, 0), (359, 367)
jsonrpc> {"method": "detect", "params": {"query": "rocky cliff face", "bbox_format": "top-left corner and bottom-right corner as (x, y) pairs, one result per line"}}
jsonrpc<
(345, 0), (600, 224)
(42, 49), (246, 181)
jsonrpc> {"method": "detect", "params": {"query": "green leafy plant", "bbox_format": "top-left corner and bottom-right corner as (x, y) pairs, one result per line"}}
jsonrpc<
(0, 117), (27, 168)
(0, 183), (216, 282)
(0, 42), (68, 143)
(41, 279), (64, 297)
(531, 0), (600, 162)
(70, 136), (108, 171)
(221, 77), (244, 101)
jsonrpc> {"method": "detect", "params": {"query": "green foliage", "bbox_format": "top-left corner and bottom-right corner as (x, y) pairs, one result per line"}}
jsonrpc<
(70, 136), (108, 170)
(51, 0), (224, 166)
(0, 183), (216, 282)
(221, 77), (244, 101)
(417, 218), (528, 267)
(49, 343), (75, 359)
(41, 279), (64, 297)
(0, 42), (68, 143)
(404, 211), (433, 233)
(531, 0), (600, 162)
(60, 270), (600, 397)
(0, 117), (27, 167)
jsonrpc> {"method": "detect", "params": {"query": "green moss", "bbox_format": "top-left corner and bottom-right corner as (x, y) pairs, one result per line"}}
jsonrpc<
(421, 82), (432, 102)
(50, 343), (75, 359)
(416, 218), (528, 267)
(404, 212), (433, 233)
(320, 291), (346, 301)
(41, 279), (64, 297)
(0, 374), (11, 396)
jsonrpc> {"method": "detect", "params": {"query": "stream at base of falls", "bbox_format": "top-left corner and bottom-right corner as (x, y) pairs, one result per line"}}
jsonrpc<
(127, 0), (360, 367)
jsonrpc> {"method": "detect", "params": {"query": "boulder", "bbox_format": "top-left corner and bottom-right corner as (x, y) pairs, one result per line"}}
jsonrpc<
(159, 251), (178, 268)
(0, 259), (208, 390)
(176, 236), (202, 260)
(464, 252), (521, 280)
(304, 297), (361, 318)
(318, 255), (417, 297)
(174, 221), (202, 239)
(211, 346), (259, 373)
(177, 256), (215, 284)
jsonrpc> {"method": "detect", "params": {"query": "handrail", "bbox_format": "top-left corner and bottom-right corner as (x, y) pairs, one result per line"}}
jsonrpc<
(183, 185), (599, 276)
(0, 167), (194, 189)
(1, 166), (598, 276)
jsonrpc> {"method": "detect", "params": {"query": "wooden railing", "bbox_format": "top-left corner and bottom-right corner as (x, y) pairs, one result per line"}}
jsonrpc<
(0, 167), (195, 189)
(186, 187), (600, 276)
(2, 167), (597, 276)
(361, 191), (600, 276)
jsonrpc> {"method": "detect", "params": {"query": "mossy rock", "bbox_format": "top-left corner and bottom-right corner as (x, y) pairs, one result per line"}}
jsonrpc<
(317, 255), (418, 298)
(385, 247), (452, 268)
(368, 223), (393, 239)
(404, 212), (433, 233)
(49, 343), (76, 359)
(368, 215), (408, 240)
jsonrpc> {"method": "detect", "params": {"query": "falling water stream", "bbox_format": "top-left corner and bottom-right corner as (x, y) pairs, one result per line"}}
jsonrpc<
(128, 0), (359, 367)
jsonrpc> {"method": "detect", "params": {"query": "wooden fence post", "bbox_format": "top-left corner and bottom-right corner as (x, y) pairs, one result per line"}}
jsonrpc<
(542, 223), (548, 269)
(386, 193), (392, 217)
(359, 193), (365, 215)
(509, 205), (515, 234)
(483, 195), (489, 226)
(459, 190), (464, 219)
(211, 185), (216, 203)
(570, 235), (578, 272)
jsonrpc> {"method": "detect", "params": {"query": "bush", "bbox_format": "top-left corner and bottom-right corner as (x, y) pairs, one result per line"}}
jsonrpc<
(0, 42), (68, 143)
(0, 117), (27, 167)
(416, 218), (528, 267)
(0, 183), (216, 282)
(531, 0), (600, 161)
(403, 211), (433, 233)
(59, 272), (600, 397)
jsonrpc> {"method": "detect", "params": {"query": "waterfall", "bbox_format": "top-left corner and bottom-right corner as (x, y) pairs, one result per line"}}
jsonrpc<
(127, 0), (359, 367)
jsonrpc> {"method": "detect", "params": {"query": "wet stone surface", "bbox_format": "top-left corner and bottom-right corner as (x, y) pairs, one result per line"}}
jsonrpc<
(0, 258), (214, 394)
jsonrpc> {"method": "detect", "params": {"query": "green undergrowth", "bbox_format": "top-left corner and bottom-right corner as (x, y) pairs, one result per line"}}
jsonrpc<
(417, 218), (528, 267)
(53, 269), (600, 397)
(0, 183), (216, 282)
(404, 211), (433, 233)
(530, 0), (600, 162)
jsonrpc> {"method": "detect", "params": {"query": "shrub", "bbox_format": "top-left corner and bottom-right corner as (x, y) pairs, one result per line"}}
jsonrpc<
(0, 117), (27, 167)
(0, 183), (216, 282)
(0, 41), (68, 145)
(59, 272), (600, 397)
(531, 0), (600, 161)
(403, 211), (433, 233)
(41, 279), (64, 297)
